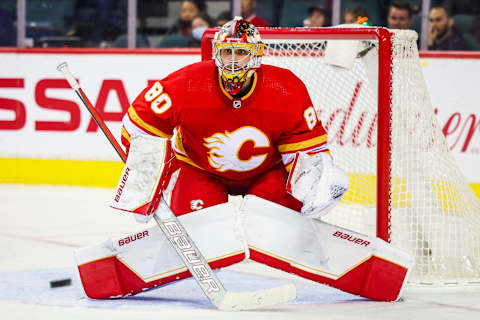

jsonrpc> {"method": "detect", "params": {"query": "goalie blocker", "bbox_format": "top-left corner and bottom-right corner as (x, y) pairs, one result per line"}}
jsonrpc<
(75, 194), (413, 301)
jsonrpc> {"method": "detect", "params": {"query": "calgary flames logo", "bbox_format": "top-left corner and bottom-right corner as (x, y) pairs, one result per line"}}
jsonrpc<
(190, 199), (204, 211)
(204, 127), (270, 172)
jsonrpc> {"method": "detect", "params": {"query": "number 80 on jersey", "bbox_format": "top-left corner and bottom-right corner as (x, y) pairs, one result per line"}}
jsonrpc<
(145, 81), (172, 115)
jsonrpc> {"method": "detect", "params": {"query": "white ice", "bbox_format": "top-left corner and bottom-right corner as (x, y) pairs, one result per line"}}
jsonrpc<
(1, 184), (479, 320)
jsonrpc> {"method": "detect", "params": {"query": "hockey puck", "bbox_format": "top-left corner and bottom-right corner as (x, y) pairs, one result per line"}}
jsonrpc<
(50, 278), (72, 288)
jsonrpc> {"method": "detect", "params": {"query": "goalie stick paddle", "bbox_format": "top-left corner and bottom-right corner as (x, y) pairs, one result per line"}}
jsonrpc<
(56, 62), (297, 311)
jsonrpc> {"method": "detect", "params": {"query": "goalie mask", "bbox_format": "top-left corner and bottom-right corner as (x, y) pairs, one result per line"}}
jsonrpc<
(212, 17), (264, 95)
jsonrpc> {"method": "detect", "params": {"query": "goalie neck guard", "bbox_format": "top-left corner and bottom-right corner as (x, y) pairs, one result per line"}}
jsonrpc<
(212, 16), (264, 96)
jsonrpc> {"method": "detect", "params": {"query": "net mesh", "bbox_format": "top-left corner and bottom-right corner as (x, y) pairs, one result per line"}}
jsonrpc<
(260, 29), (480, 284)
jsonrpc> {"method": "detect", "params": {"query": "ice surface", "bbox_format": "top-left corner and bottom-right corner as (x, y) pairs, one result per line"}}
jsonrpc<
(1, 184), (479, 320)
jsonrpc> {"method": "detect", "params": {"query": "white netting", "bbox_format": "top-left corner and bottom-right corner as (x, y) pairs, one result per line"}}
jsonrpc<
(259, 28), (480, 284)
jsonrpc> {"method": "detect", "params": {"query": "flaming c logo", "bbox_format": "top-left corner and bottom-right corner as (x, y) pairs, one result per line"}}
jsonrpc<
(204, 127), (270, 172)
(190, 200), (204, 211)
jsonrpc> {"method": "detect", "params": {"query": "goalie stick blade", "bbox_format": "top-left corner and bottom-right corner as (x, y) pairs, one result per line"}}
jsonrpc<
(216, 284), (297, 311)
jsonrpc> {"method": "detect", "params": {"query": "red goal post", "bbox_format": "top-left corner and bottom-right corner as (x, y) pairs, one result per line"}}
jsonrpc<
(201, 27), (480, 284)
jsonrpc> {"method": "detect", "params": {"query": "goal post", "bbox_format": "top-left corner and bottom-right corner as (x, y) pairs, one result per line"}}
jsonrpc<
(201, 27), (480, 285)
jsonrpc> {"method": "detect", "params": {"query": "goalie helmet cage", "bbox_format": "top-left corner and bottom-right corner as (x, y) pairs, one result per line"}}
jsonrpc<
(201, 27), (480, 285)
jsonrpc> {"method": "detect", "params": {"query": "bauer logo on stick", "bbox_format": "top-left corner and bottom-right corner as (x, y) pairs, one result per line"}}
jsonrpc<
(164, 221), (221, 293)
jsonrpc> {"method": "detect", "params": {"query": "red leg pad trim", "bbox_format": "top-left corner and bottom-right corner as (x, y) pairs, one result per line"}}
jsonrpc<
(78, 256), (124, 299)
(78, 252), (245, 299)
(250, 249), (407, 301)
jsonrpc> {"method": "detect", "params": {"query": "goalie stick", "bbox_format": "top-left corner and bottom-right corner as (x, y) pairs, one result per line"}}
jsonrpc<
(56, 62), (296, 311)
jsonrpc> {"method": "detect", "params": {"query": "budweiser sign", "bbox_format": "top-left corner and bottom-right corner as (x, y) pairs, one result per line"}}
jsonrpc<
(314, 81), (479, 154)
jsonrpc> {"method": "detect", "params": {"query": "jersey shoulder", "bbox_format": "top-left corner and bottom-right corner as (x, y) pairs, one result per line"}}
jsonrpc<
(261, 64), (303, 85)
(259, 64), (308, 96)
(158, 60), (218, 100)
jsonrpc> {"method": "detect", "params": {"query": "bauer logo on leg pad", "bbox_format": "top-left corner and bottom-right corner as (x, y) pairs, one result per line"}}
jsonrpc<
(332, 231), (370, 247)
(118, 230), (149, 246)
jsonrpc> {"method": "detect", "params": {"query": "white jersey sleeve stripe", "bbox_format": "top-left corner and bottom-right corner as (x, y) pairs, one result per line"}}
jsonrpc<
(122, 113), (150, 136)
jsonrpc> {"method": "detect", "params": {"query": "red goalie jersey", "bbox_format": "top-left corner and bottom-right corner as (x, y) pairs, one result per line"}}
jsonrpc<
(122, 60), (329, 181)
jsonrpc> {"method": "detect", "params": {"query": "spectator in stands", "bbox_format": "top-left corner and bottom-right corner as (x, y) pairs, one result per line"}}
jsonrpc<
(158, 0), (206, 48)
(166, 0), (206, 36)
(69, 0), (127, 47)
(216, 10), (232, 27)
(303, 6), (331, 28)
(91, 0), (116, 45)
(441, 0), (480, 16)
(0, 7), (15, 46)
(191, 12), (216, 46)
(387, 1), (413, 30)
(343, 6), (369, 24)
(428, 5), (467, 50)
(241, 0), (269, 27)
(158, 10), (214, 48)
(472, 15), (480, 48)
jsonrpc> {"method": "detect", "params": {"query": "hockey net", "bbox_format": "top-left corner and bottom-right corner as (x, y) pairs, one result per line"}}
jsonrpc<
(201, 27), (480, 285)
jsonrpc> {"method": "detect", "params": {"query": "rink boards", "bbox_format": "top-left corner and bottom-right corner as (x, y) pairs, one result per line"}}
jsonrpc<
(0, 49), (479, 199)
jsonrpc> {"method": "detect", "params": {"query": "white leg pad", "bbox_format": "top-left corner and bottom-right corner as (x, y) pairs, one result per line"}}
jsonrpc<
(74, 202), (245, 299)
(75, 195), (413, 302)
(242, 195), (414, 301)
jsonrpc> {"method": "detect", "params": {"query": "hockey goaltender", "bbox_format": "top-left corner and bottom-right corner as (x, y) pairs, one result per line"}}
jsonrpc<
(73, 17), (413, 304)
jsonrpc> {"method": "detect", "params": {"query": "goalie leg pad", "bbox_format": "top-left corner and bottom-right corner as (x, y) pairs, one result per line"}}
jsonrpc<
(242, 195), (414, 301)
(74, 202), (246, 299)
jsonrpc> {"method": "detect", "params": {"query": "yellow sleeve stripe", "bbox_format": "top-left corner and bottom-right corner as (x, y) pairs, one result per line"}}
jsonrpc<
(174, 152), (204, 170)
(174, 128), (187, 156)
(121, 126), (131, 142)
(128, 106), (172, 138)
(285, 162), (293, 172)
(278, 134), (327, 153)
